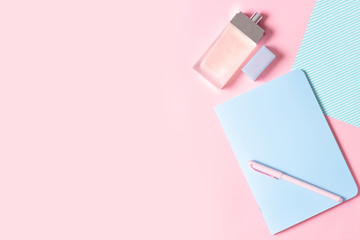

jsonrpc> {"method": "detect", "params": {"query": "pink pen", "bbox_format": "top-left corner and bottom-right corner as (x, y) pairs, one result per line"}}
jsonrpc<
(248, 160), (343, 202)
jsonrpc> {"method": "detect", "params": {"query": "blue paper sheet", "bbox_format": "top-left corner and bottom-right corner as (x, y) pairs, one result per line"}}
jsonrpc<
(215, 70), (357, 234)
(293, 0), (360, 127)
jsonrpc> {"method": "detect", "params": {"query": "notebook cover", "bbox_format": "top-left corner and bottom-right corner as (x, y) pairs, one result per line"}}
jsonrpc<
(293, 0), (360, 127)
(214, 70), (358, 234)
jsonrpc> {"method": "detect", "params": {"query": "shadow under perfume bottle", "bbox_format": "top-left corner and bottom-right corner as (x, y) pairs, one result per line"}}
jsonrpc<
(194, 12), (264, 89)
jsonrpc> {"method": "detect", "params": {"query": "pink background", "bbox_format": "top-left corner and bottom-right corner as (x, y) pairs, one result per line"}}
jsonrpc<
(0, 0), (359, 239)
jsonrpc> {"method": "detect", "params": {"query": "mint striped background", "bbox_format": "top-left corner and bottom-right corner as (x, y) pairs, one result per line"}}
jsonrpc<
(293, 0), (360, 128)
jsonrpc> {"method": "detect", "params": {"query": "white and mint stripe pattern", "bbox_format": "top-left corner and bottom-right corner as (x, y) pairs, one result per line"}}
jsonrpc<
(293, 0), (360, 127)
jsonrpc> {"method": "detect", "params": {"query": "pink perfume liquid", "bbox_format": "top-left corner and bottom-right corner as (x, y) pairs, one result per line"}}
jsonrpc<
(194, 12), (264, 89)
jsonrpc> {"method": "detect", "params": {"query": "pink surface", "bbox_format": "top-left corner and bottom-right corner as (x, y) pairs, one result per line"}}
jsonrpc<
(0, 0), (359, 239)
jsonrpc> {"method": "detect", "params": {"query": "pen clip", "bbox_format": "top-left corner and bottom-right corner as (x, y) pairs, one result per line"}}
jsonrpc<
(249, 162), (279, 179)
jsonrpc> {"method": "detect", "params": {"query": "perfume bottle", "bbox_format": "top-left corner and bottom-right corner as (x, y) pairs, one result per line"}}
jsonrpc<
(194, 12), (264, 88)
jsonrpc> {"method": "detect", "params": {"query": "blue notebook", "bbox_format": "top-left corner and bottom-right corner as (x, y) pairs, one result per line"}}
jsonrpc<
(215, 70), (357, 234)
(293, 0), (360, 127)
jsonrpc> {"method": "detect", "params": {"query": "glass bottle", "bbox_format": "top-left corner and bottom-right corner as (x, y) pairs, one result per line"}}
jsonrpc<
(194, 12), (264, 88)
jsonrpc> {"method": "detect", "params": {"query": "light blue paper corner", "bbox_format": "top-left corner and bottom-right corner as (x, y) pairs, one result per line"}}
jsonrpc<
(293, 0), (360, 128)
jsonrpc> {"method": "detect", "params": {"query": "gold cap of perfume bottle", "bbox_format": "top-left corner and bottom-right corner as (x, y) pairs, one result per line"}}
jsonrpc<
(230, 12), (265, 43)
